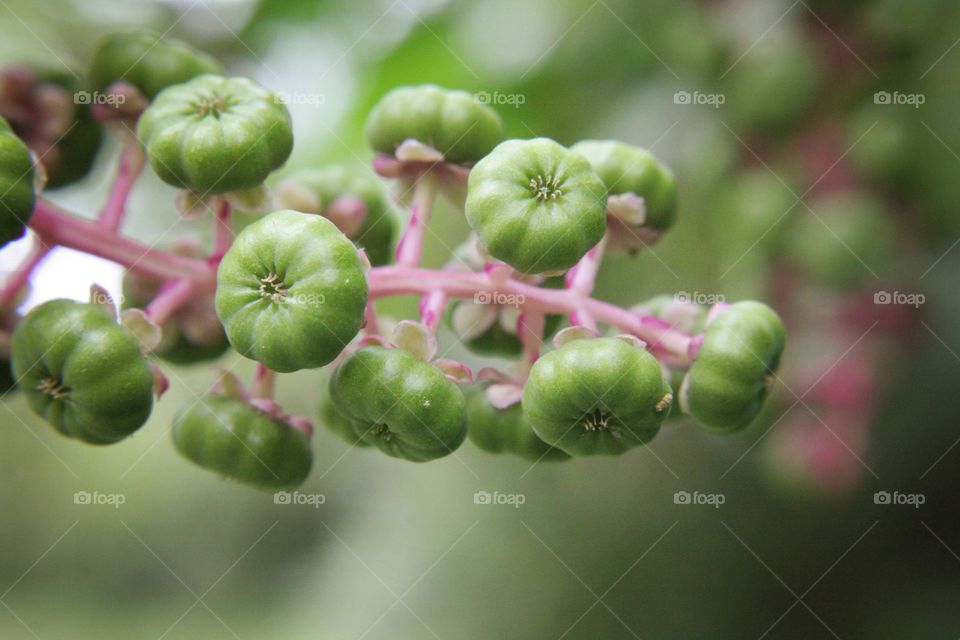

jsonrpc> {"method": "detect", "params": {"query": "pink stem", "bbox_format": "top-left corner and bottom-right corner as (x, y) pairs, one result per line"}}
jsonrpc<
(363, 302), (381, 336)
(367, 266), (693, 364)
(566, 234), (607, 331)
(419, 289), (447, 333)
(144, 278), (195, 325)
(211, 199), (232, 261)
(253, 364), (276, 399)
(0, 240), (50, 309)
(394, 174), (438, 267)
(518, 311), (545, 366)
(98, 144), (145, 231)
(28, 199), (215, 287)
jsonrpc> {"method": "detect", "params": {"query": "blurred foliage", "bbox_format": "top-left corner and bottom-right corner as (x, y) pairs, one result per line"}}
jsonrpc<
(2, 0), (960, 638)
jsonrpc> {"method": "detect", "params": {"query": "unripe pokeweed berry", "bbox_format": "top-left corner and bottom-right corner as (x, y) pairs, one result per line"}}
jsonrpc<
(466, 391), (569, 462)
(522, 337), (672, 456)
(328, 346), (467, 462)
(465, 138), (607, 274)
(88, 32), (222, 100)
(365, 85), (504, 165)
(0, 116), (36, 247)
(571, 140), (678, 234)
(318, 394), (371, 448)
(137, 75), (292, 195)
(680, 301), (785, 432)
(173, 395), (312, 489)
(10, 299), (154, 444)
(784, 190), (895, 289)
(215, 210), (368, 373)
(277, 166), (397, 266)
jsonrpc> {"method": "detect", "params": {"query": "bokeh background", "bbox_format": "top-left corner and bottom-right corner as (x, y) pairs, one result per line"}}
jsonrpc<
(2, 0), (960, 637)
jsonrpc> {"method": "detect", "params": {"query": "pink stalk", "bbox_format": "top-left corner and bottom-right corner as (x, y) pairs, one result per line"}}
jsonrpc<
(394, 175), (438, 267)
(253, 364), (276, 399)
(98, 144), (145, 231)
(518, 311), (545, 366)
(367, 266), (693, 364)
(0, 240), (50, 309)
(419, 289), (447, 333)
(211, 199), (232, 261)
(566, 234), (607, 332)
(28, 199), (215, 287)
(363, 302), (381, 336)
(144, 278), (195, 325)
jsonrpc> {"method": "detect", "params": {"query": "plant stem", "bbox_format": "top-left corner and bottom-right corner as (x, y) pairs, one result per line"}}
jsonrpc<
(98, 143), (145, 231)
(211, 199), (232, 261)
(367, 266), (693, 363)
(253, 364), (276, 399)
(144, 278), (195, 324)
(0, 240), (50, 310)
(566, 234), (607, 332)
(419, 289), (447, 333)
(28, 199), (215, 287)
(518, 310), (545, 367)
(394, 173), (438, 267)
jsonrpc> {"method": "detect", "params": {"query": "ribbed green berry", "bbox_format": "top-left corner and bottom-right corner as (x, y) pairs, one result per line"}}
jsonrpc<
(365, 85), (504, 164)
(137, 75), (292, 194)
(88, 32), (222, 99)
(318, 393), (371, 448)
(522, 337), (672, 456)
(329, 346), (467, 462)
(0, 116), (36, 247)
(465, 138), (607, 274)
(572, 140), (677, 232)
(681, 302), (785, 432)
(215, 210), (368, 373)
(173, 395), (312, 489)
(11, 299), (154, 444)
(278, 166), (397, 266)
(466, 391), (569, 462)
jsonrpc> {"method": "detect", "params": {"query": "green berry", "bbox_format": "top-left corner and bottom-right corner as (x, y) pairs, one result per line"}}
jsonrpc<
(11, 299), (154, 444)
(0, 116), (36, 247)
(571, 140), (678, 233)
(137, 74), (292, 194)
(680, 302), (785, 432)
(784, 190), (895, 289)
(466, 391), (569, 462)
(318, 393), (371, 448)
(365, 85), (504, 165)
(522, 337), (672, 456)
(173, 395), (312, 489)
(329, 346), (467, 462)
(465, 138), (607, 274)
(215, 210), (368, 373)
(88, 32), (222, 99)
(277, 166), (397, 266)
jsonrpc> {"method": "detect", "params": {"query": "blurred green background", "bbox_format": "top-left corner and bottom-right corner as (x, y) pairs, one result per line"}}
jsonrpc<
(2, 0), (960, 638)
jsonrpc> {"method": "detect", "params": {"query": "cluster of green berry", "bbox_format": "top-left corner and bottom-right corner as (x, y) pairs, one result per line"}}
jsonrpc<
(0, 32), (785, 491)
